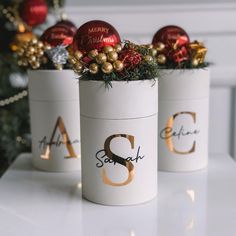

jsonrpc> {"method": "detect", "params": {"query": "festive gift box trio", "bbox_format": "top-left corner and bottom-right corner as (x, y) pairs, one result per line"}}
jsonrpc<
(17, 19), (210, 206)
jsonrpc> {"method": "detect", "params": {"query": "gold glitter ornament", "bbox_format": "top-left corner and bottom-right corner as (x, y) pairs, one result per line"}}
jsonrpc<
(157, 54), (166, 64)
(107, 51), (118, 62)
(113, 60), (124, 72)
(88, 49), (98, 58)
(102, 62), (113, 74)
(89, 63), (99, 74)
(103, 45), (114, 54)
(155, 42), (165, 52)
(96, 53), (107, 64)
(114, 43), (122, 52)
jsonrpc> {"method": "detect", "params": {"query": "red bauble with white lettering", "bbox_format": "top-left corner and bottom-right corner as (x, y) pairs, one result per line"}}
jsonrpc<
(56, 20), (77, 34)
(73, 20), (121, 53)
(41, 24), (75, 47)
(20, 0), (48, 27)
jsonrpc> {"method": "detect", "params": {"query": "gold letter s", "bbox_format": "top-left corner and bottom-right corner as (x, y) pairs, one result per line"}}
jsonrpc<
(102, 134), (135, 187)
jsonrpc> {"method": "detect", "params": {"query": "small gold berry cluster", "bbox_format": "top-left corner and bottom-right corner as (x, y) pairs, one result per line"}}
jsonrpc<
(144, 42), (166, 65)
(69, 44), (126, 75)
(16, 39), (50, 69)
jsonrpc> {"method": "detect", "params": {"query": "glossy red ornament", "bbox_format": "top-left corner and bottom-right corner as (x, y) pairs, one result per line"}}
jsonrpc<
(119, 48), (142, 69)
(152, 25), (190, 48)
(73, 20), (121, 53)
(41, 25), (74, 47)
(20, 0), (48, 27)
(56, 20), (77, 34)
(152, 25), (190, 63)
(172, 46), (189, 64)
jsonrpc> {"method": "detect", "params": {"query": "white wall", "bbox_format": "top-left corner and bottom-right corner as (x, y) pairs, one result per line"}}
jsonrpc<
(64, 2), (236, 156)
(66, 0), (236, 6)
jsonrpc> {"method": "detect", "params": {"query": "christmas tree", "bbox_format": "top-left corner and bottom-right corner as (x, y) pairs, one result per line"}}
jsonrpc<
(0, 0), (64, 176)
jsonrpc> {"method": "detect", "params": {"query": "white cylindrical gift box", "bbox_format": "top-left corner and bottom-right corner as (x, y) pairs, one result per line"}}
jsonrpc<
(158, 69), (210, 172)
(80, 80), (158, 205)
(28, 70), (81, 172)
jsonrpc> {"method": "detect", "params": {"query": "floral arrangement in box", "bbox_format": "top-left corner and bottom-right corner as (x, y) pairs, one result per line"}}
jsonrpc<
(67, 20), (159, 86)
(151, 25), (209, 69)
(16, 19), (77, 70)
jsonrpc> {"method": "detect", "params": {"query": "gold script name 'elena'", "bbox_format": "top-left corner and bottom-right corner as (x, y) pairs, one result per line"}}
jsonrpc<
(161, 111), (200, 155)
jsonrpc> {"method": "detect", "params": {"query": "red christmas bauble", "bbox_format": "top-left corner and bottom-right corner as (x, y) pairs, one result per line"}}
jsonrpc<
(152, 25), (190, 63)
(152, 25), (190, 48)
(20, 0), (48, 27)
(73, 20), (121, 53)
(56, 20), (77, 34)
(119, 48), (142, 69)
(41, 25), (74, 47)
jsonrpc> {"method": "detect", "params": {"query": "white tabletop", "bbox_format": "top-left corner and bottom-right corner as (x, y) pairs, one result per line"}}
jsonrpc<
(0, 154), (236, 236)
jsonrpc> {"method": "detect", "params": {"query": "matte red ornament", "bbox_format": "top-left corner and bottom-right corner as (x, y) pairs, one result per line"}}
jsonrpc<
(56, 20), (77, 34)
(73, 20), (121, 53)
(20, 0), (48, 27)
(41, 25), (74, 47)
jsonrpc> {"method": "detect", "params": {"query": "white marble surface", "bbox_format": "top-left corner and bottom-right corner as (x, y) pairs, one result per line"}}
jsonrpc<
(0, 154), (236, 236)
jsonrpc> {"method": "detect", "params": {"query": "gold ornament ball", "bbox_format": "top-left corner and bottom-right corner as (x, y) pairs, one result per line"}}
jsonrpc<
(74, 62), (83, 72)
(68, 56), (77, 65)
(107, 51), (118, 62)
(192, 58), (199, 67)
(89, 63), (99, 74)
(37, 41), (44, 48)
(31, 61), (40, 69)
(96, 53), (107, 64)
(44, 45), (52, 51)
(150, 48), (158, 57)
(88, 49), (99, 58)
(113, 60), (124, 72)
(102, 62), (113, 74)
(29, 55), (36, 63)
(17, 48), (25, 56)
(114, 43), (122, 52)
(74, 50), (83, 60)
(38, 49), (44, 57)
(102, 45), (114, 54)
(31, 38), (38, 45)
(157, 54), (167, 64)
(144, 55), (154, 62)
(155, 42), (165, 52)
(28, 46), (35, 54)
(146, 44), (153, 49)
